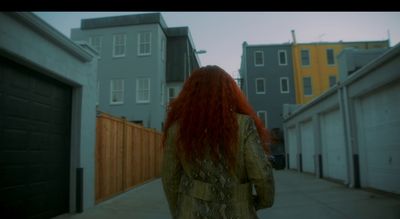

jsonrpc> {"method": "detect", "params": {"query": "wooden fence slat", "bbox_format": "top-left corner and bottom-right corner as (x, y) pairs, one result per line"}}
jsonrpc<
(95, 112), (163, 203)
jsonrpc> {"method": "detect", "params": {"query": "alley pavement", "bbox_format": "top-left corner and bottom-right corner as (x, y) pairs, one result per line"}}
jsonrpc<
(54, 170), (400, 219)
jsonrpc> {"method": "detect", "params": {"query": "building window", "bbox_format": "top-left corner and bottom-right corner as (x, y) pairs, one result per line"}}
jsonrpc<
(278, 50), (287, 66)
(89, 36), (102, 57)
(113, 34), (126, 57)
(257, 111), (268, 128)
(136, 78), (151, 103)
(301, 49), (310, 67)
(255, 78), (266, 94)
(254, 51), (264, 66)
(326, 49), (335, 65)
(280, 77), (289, 94)
(161, 38), (166, 61)
(329, 75), (337, 87)
(138, 32), (152, 56)
(168, 87), (177, 103)
(303, 77), (312, 96)
(110, 79), (124, 104)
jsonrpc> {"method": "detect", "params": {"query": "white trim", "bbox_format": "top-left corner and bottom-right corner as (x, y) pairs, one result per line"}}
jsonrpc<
(280, 77), (290, 94)
(278, 50), (288, 66)
(96, 81), (100, 105)
(257, 111), (268, 128)
(303, 76), (313, 96)
(110, 79), (124, 105)
(137, 32), (152, 56)
(301, 49), (311, 67)
(136, 78), (151, 103)
(254, 50), (264, 66)
(88, 35), (102, 58)
(255, 78), (266, 94)
(112, 33), (126, 58)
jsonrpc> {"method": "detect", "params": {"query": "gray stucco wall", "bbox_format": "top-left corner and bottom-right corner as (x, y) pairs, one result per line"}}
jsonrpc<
(1, 12), (97, 211)
(71, 23), (166, 131)
(243, 44), (296, 130)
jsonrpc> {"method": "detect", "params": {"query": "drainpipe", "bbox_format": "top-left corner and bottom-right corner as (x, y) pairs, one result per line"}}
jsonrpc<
(338, 82), (357, 188)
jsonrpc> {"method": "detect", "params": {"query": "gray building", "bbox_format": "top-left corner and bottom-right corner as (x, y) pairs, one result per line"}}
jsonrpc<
(1, 12), (97, 216)
(165, 27), (200, 104)
(240, 42), (296, 130)
(71, 13), (200, 131)
(338, 47), (389, 81)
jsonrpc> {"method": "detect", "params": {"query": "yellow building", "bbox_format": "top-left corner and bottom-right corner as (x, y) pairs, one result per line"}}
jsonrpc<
(292, 40), (389, 104)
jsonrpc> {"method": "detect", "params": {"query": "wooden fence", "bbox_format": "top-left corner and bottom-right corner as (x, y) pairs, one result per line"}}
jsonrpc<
(95, 112), (163, 203)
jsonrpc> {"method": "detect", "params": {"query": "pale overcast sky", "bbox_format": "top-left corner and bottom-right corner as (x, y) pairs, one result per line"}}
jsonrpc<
(34, 12), (400, 78)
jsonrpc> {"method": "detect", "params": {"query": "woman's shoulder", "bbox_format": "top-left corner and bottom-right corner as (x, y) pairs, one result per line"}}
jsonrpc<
(236, 113), (252, 126)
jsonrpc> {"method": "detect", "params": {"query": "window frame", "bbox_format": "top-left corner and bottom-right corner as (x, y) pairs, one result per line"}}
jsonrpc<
(303, 76), (313, 96)
(137, 32), (152, 56)
(326, 48), (335, 65)
(329, 75), (337, 87)
(255, 78), (266, 94)
(254, 51), (264, 67)
(278, 50), (288, 66)
(89, 35), (102, 58)
(301, 49), (310, 67)
(110, 79), (124, 105)
(112, 33), (127, 58)
(136, 78), (151, 103)
(280, 77), (290, 94)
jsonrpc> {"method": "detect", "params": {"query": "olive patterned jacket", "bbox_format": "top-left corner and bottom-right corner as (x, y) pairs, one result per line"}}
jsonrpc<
(161, 114), (275, 219)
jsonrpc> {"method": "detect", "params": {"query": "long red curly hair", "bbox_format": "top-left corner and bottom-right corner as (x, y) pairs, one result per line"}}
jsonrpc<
(163, 65), (270, 171)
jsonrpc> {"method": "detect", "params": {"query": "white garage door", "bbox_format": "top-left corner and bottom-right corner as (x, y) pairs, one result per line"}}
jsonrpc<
(320, 109), (347, 182)
(300, 121), (315, 173)
(287, 128), (298, 169)
(358, 81), (400, 194)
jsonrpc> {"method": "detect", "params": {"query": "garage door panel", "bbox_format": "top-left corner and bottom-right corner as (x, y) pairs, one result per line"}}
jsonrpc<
(288, 128), (297, 169)
(0, 56), (71, 217)
(0, 166), (26, 187)
(321, 110), (347, 182)
(359, 81), (400, 194)
(301, 121), (315, 173)
(4, 95), (30, 119)
(368, 170), (400, 193)
(2, 129), (29, 149)
(364, 122), (400, 147)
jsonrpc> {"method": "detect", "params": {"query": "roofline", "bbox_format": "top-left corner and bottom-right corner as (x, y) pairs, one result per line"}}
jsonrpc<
(245, 43), (292, 47)
(295, 39), (389, 46)
(80, 12), (168, 33)
(8, 12), (94, 62)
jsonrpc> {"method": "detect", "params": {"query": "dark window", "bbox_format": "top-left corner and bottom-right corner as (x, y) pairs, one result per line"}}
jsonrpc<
(301, 49), (310, 66)
(329, 75), (337, 87)
(278, 50), (287, 65)
(326, 49), (335, 65)
(254, 51), (264, 66)
(303, 77), (312, 95)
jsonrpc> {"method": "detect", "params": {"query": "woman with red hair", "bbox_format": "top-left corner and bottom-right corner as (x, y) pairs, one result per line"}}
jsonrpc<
(162, 65), (274, 219)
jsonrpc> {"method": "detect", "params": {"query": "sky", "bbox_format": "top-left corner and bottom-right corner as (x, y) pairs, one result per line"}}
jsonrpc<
(34, 12), (400, 78)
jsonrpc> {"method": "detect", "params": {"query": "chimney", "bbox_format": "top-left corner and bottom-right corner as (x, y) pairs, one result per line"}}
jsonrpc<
(291, 30), (297, 44)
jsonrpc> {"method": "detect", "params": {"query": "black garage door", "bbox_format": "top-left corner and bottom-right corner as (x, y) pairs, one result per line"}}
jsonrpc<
(0, 56), (71, 218)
